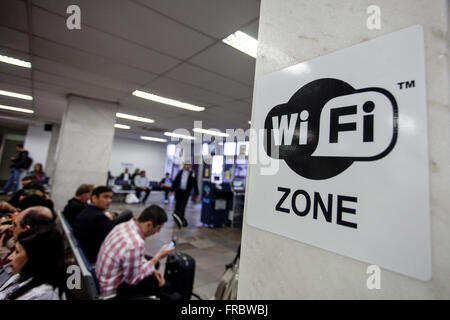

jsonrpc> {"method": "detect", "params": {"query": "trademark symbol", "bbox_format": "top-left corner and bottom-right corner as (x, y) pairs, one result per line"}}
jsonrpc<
(397, 80), (415, 90)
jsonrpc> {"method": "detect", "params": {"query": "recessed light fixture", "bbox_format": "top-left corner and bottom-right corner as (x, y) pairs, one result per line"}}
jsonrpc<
(164, 132), (196, 140)
(114, 124), (130, 130)
(132, 90), (205, 112)
(0, 90), (33, 100)
(222, 30), (257, 58)
(0, 104), (34, 114)
(140, 136), (168, 143)
(0, 54), (32, 68)
(116, 112), (154, 123)
(193, 128), (229, 137)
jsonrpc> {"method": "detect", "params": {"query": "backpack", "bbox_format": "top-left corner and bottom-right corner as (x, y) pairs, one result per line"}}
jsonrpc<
(24, 156), (32, 170)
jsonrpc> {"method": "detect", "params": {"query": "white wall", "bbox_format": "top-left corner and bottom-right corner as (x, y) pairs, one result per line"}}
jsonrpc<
(23, 124), (52, 170)
(238, 0), (450, 299)
(109, 136), (167, 182)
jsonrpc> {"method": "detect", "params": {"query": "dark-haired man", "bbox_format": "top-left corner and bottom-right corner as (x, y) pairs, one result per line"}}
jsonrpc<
(0, 144), (30, 195)
(96, 205), (176, 299)
(73, 186), (132, 263)
(62, 184), (94, 227)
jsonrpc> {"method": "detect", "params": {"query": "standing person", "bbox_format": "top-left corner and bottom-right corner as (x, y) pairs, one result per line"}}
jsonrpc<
(134, 171), (151, 204)
(0, 144), (30, 195)
(62, 184), (94, 227)
(172, 163), (199, 227)
(73, 186), (132, 264)
(159, 173), (173, 204)
(95, 205), (177, 299)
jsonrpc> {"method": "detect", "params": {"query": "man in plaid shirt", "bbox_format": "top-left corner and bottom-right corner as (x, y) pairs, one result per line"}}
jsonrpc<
(95, 205), (175, 298)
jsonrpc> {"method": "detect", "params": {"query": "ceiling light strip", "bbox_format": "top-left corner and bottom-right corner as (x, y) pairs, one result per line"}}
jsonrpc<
(222, 30), (257, 58)
(114, 124), (131, 130)
(193, 127), (229, 137)
(0, 104), (34, 114)
(116, 112), (154, 123)
(0, 54), (32, 68)
(133, 90), (205, 112)
(164, 132), (196, 140)
(0, 90), (33, 101)
(140, 136), (168, 143)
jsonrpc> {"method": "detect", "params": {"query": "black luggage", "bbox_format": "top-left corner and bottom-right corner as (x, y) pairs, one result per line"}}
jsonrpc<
(164, 252), (196, 300)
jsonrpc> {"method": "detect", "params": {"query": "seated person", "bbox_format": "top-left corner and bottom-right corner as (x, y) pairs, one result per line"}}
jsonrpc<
(16, 182), (54, 213)
(29, 163), (49, 184)
(0, 226), (65, 300)
(62, 184), (94, 227)
(0, 175), (37, 213)
(131, 169), (140, 185)
(159, 173), (173, 204)
(95, 205), (175, 299)
(0, 206), (54, 267)
(134, 171), (150, 204)
(73, 186), (132, 264)
(119, 168), (132, 184)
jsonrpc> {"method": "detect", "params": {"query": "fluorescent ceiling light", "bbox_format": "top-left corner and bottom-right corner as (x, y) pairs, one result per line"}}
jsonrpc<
(133, 90), (204, 112)
(116, 112), (154, 123)
(114, 124), (130, 130)
(0, 104), (34, 114)
(164, 132), (196, 140)
(193, 127), (229, 137)
(222, 30), (257, 58)
(140, 136), (167, 143)
(0, 54), (32, 68)
(0, 90), (33, 101)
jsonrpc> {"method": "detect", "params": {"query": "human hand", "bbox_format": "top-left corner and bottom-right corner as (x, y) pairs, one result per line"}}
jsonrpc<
(157, 243), (175, 260)
(153, 270), (165, 287)
(104, 212), (113, 220)
(0, 201), (14, 212)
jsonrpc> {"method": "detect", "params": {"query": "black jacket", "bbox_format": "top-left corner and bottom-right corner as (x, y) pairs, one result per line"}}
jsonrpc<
(11, 150), (29, 169)
(62, 198), (87, 228)
(172, 170), (199, 194)
(73, 205), (114, 264)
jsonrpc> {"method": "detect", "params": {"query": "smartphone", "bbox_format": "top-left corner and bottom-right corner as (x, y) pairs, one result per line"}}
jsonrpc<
(167, 240), (175, 249)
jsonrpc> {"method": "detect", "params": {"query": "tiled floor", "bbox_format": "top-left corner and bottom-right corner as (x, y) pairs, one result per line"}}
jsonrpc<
(110, 191), (242, 300)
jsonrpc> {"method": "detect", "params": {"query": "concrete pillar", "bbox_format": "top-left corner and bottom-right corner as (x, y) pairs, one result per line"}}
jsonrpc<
(51, 95), (118, 210)
(238, 0), (450, 299)
(44, 124), (60, 181)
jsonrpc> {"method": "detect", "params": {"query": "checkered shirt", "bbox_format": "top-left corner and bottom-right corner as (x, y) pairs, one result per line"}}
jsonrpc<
(95, 219), (155, 294)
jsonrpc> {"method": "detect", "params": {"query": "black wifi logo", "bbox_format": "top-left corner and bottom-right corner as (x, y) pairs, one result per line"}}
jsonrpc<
(264, 78), (398, 180)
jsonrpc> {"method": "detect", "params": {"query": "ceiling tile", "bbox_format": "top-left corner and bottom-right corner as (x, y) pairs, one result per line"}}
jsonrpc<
(31, 6), (180, 74)
(33, 37), (157, 85)
(144, 76), (231, 106)
(166, 63), (253, 99)
(190, 42), (256, 86)
(33, 57), (138, 94)
(0, 26), (29, 53)
(33, 0), (214, 60)
(135, 0), (260, 39)
(0, 0), (28, 32)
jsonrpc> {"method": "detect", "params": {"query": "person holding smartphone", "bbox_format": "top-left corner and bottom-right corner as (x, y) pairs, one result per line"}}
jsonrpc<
(95, 205), (178, 299)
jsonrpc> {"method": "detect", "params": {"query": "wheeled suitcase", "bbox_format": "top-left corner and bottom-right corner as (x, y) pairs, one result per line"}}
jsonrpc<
(164, 252), (196, 300)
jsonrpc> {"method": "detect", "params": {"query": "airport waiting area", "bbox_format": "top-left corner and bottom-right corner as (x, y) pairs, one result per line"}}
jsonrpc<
(0, 0), (449, 304)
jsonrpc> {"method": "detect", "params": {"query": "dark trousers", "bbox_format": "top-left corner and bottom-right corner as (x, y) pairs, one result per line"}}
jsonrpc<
(163, 187), (172, 200)
(175, 190), (190, 217)
(115, 275), (180, 300)
(135, 188), (151, 203)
